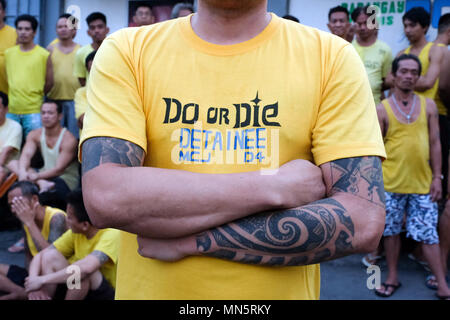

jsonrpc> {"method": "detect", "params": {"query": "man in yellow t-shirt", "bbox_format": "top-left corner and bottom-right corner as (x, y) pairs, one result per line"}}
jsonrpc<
(374, 55), (450, 299)
(47, 14), (81, 139)
(0, 0), (17, 94)
(0, 181), (67, 300)
(80, 0), (386, 300)
(25, 190), (119, 300)
(5, 15), (53, 138)
(73, 12), (108, 87)
(351, 6), (393, 105)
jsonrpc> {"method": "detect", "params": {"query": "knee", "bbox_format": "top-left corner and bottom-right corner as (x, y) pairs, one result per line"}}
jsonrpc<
(41, 249), (65, 269)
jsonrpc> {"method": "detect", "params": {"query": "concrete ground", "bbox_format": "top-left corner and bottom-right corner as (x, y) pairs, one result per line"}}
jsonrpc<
(0, 229), (448, 300)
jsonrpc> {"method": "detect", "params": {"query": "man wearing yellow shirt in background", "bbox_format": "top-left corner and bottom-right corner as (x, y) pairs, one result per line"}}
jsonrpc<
(25, 189), (118, 300)
(47, 14), (81, 140)
(74, 51), (96, 135)
(80, 0), (387, 300)
(0, 0), (17, 95)
(73, 12), (108, 87)
(5, 15), (53, 138)
(374, 54), (450, 299)
(0, 181), (67, 300)
(352, 5), (393, 106)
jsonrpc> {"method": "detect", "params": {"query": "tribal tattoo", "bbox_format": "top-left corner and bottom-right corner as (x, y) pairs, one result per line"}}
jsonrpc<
(196, 156), (385, 266)
(82, 137), (145, 175)
(48, 214), (68, 244)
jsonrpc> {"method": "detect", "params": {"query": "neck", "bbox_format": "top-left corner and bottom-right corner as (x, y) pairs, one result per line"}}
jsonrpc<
(59, 38), (74, 47)
(84, 226), (98, 240)
(411, 36), (428, 49)
(192, 1), (270, 45)
(393, 87), (414, 102)
(91, 41), (102, 50)
(20, 42), (36, 51)
(0, 117), (5, 126)
(357, 33), (377, 46)
(35, 205), (46, 225)
(435, 34), (449, 46)
(0, 20), (5, 30)
(45, 124), (62, 137)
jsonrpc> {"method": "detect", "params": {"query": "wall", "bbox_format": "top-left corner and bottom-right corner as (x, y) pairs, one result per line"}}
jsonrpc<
(64, 0), (129, 46)
(289, 0), (450, 55)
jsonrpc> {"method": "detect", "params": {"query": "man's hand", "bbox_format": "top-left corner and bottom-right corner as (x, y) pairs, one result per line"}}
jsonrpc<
(430, 178), (442, 202)
(24, 275), (46, 293)
(275, 159), (326, 208)
(27, 290), (51, 300)
(27, 172), (39, 182)
(11, 197), (38, 226)
(18, 170), (29, 182)
(137, 235), (197, 262)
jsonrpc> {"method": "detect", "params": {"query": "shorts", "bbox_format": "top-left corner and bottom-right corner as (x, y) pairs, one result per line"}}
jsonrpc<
(54, 276), (115, 300)
(6, 265), (28, 287)
(6, 112), (42, 139)
(383, 192), (439, 244)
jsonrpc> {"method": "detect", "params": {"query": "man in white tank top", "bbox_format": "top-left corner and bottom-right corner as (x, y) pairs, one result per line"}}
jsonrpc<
(9, 101), (80, 210)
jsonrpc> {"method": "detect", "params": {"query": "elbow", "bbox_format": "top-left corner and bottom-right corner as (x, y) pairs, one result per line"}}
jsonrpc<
(355, 208), (385, 253)
(82, 175), (123, 230)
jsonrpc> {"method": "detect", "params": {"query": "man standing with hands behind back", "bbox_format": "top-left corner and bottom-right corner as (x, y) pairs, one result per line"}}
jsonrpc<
(81, 0), (386, 300)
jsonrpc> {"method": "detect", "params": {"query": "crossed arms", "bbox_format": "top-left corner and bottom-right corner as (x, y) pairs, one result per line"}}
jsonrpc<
(81, 137), (386, 266)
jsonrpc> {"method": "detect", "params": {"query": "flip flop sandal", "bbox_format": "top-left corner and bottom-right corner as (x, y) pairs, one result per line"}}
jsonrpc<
(436, 293), (450, 300)
(361, 253), (382, 268)
(374, 282), (402, 298)
(425, 274), (438, 290)
(408, 253), (431, 272)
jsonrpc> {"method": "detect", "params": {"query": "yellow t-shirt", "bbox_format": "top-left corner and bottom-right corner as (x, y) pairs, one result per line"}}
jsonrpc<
(48, 44), (81, 100)
(24, 207), (66, 257)
(5, 45), (50, 114)
(74, 86), (88, 119)
(0, 118), (22, 164)
(80, 15), (386, 300)
(353, 40), (393, 105)
(0, 24), (17, 94)
(381, 96), (431, 194)
(53, 228), (120, 288)
(73, 44), (95, 82)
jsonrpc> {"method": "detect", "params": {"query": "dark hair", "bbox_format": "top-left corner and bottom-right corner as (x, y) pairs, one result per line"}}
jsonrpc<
(351, 5), (370, 22)
(66, 189), (91, 224)
(283, 15), (300, 23)
(8, 181), (40, 200)
(15, 14), (39, 32)
(438, 13), (450, 34)
(403, 7), (431, 29)
(135, 2), (153, 14)
(42, 100), (63, 114)
(86, 12), (107, 26)
(171, 2), (194, 19)
(0, 0), (6, 11)
(329, 6), (349, 21)
(392, 54), (422, 76)
(0, 91), (8, 107)
(85, 50), (97, 69)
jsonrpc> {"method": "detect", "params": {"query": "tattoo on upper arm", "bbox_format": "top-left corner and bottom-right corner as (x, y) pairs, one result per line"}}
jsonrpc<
(48, 214), (67, 244)
(91, 250), (110, 265)
(82, 137), (145, 175)
(329, 157), (385, 208)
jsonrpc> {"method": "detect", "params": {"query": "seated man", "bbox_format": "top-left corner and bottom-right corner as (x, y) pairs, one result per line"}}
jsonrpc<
(0, 181), (67, 300)
(10, 101), (80, 209)
(0, 91), (22, 184)
(25, 189), (119, 300)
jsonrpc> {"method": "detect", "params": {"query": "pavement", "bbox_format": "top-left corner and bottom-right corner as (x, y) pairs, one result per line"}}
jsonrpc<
(0, 229), (448, 300)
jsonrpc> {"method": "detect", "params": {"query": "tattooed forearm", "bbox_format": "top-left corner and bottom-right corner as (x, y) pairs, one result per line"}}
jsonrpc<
(197, 198), (354, 266)
(82, 137), (145, 175)
(329, 157), (385, 208)
(48, 214), (67, 244)
(195, 156), (385, 266)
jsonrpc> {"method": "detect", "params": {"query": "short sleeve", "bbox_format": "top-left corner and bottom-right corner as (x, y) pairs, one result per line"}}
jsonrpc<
(4, 120), (22, 151)
(92, 229), (120, 264)
(80, 30), (147, 158)
(53, 230), (75, 259)
(312, 44), (386, 166)
(73, 48), (87, 79)
(382, 46), (393, 79)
